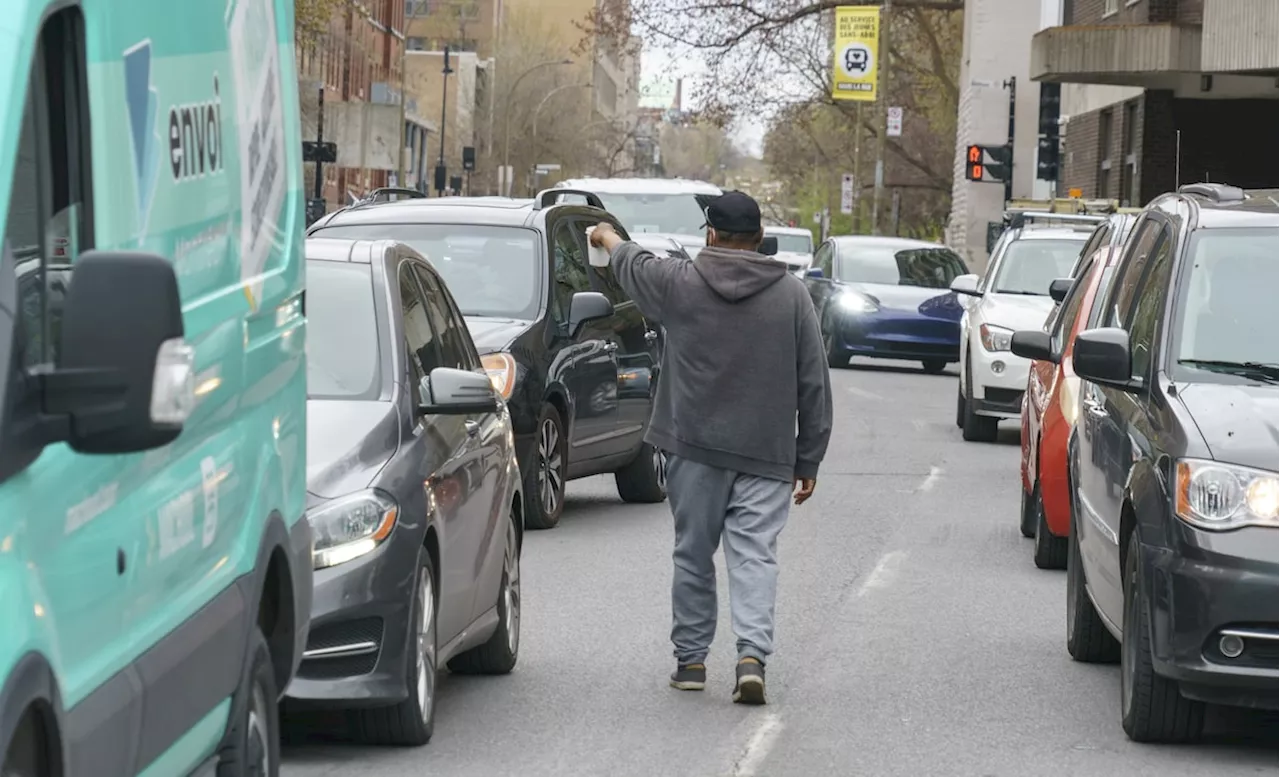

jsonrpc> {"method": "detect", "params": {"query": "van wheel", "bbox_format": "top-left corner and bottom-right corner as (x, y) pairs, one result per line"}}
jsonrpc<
(2, 712), (47, 777)
(616, 442), (667, 503)
(449, 514), (521, 675)
(1033, 489), (1068, 570)
(218, 628), (279, 777)
(1066, 513), (1119, 663)
(961, 361), (998, 442)
(1120, 528), (1205, 742)
(523, 405), (566, 530)
(350, 555), (437, 746)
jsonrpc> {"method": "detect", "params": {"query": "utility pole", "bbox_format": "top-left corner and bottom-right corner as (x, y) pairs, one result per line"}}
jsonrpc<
(1003, 76), (1017, 204)
(315, 85), (325, 201)
(398, 31), (407, 187)
(436, 46), (453, 196)
(853, 102), (863, 234)
(870, 0), (892, 235)
(302, 86), (337, 225)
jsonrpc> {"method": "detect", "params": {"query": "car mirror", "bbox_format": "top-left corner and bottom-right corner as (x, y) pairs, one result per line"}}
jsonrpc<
(805, 267), (824, 279)
(568, 291), (614, 337)
(950, 274), (980, 296)
(1011, 330), (1057, 364)
(1074, 328), (1143, 393)
(759, 236), (779, 256)
(420, 367), (499, 415)
(1048, 278), (1072, 303)
(37, 251), (194, 456)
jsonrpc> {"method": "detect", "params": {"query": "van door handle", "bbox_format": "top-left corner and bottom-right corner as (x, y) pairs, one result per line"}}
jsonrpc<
(465, 420), (480, 437)
(644, 330), (658, 343)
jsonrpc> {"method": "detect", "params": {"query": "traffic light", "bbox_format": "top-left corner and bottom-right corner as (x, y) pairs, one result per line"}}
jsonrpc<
(965, 144), (1011, 184)
(1037, 83), (1061, 182)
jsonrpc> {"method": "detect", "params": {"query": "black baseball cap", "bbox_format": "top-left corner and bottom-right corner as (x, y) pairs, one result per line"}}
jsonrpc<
(702, 191), (762, 234)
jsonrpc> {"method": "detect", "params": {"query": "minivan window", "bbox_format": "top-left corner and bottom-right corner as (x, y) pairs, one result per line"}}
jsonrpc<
(991, 238), (1085, 295)
(593, 192), (706, 236)
(1174, 228), (1279, 381)
(306, 261), (381, 400)
(837, 245), (968, 289)
(772, 233), (813, 254)
(316, 224), (540, 319)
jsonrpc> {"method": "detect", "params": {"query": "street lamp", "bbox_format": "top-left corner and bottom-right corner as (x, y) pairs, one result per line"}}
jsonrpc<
(501, 58), (574, 189)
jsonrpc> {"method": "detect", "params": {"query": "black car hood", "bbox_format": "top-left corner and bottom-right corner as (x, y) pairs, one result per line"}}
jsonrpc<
(465, 315), (532, 353)
(1177, 383), (1279, 471)
(306, 399), (401, 500)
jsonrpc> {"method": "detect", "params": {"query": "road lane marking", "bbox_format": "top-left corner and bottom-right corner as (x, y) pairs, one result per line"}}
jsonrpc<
(731, 713), (784, 777)
(845, 385), (882, 401)
(856, 550), (906, 597)
(917, 466), (943, 492)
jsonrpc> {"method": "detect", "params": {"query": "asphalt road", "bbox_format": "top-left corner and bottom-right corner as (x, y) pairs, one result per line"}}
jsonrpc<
(281, 358), (1277, 777)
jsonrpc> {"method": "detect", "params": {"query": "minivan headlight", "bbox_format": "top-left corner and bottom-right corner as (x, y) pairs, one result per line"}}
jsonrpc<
(1175, 459), (1279, 531)
(310, 490), (398, 569)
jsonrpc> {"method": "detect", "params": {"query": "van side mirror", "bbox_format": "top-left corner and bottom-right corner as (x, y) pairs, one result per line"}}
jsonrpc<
(1048, 278), (1072, 303)
(1011, 330), (1057, 364)
(419, 368), (499, 415)
(759, 236), (778, 256)
(950, 274), (980, 297)
(805, 267), (824, 279)
(1074, 328), (1143, 393)
(568, 291), (614, 337)
(43, 252), (193, 454)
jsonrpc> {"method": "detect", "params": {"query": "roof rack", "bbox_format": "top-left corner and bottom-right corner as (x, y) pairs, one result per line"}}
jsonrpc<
(1178, 183), (1245, 203)
(1002, 197), (1127, 230)
(533, 188), (604, 211)
(356, 187), (428, 206)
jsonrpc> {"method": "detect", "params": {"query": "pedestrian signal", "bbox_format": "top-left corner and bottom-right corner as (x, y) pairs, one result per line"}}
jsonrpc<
(965, 144), (1011, 184)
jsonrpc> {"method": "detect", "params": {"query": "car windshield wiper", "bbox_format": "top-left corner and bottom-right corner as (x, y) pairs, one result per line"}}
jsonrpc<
(1178, 359), (1280, 382)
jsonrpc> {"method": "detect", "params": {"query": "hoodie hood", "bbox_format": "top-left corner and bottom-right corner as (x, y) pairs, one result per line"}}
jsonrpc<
(692, 245), (790, 303)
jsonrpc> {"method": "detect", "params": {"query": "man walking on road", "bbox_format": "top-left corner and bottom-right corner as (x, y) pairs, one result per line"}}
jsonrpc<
(589, 191), (833, 705)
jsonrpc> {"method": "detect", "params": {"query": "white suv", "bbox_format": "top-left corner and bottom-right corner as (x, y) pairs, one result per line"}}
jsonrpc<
(952, 224), (1093, 441)
(555, 178), (722, 257)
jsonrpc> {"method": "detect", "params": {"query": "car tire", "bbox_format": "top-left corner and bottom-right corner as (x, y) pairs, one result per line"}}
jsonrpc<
(217, 627), (280, 777)
(449, 513), (521, 676)
(822, 316), (846, 369)
(350, 555), (438, 746)
(1018, 484), (1036, 538)
(921, 359), (947, 374)
(1120, 527), (1205, 742)
(961, 361), (998, 443)
(523, 404), (566, 530)
(615, 442), (667, 503)
(2, 713), (45, 777)
(1066, 510), (1120, 664)
(1033, 486), (1068, 570)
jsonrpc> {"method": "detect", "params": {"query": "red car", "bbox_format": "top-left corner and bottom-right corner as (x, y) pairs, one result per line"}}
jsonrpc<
(1015, 244), (1124, 568)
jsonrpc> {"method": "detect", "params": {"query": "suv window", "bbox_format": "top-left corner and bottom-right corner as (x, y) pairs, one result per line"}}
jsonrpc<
(1105, 217), (1161, 327)
(414, 264), (474, 371)
(400, 264), (443, 393)
(1051, 257), (1094, 352)
(1126, 228), (1174, 380)
(551, 219), (590, 323)
(1071, 223), (1111, 277)
(578, 218), (629, 304)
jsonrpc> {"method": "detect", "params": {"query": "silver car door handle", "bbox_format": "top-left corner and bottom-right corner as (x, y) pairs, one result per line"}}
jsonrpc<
(644, 330), (658, 343)
(464, 420), (480, 437)
(603, 342), (618, 353)
(1082, 399), (1108, 418)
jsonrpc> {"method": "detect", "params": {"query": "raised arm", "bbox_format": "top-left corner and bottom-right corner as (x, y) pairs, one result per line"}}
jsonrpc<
(589, 222), (681, 323)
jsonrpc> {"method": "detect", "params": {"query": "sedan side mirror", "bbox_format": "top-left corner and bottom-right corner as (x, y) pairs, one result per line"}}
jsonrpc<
(805, 267), (824, 279)
(568, 291), (614, 338)
(420, 367), (499, 415)
(950, 274), (980, 296)
(1011, 330), (1057, 364)
(1074, 328), (1143, 393)
(758, 236), (779, 256)
(1048, 278), (1072, 303)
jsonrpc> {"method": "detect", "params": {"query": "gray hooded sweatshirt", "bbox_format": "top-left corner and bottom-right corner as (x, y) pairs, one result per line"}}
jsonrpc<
(609, 241), (834, 482)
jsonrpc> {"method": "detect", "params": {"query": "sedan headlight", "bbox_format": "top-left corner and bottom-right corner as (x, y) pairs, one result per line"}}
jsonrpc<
(838, 292), (878, 314)
(310, 490), (398, 569)
(1175, 459), (1279, 531)
(980, 323), (1013, 352)
(481, 352), (517, 400)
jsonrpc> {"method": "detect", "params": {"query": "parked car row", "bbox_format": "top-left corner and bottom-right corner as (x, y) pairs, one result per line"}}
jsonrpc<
(976, 184), (1279, 743)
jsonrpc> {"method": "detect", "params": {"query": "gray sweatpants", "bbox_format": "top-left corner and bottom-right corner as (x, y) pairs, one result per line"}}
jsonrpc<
(666, 454), (792, 666)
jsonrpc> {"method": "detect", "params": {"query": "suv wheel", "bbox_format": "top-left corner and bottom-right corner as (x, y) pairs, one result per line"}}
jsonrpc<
(615, 442), (667, 503)
(961, 360), (999, 442)
(523, 404), (566, 530)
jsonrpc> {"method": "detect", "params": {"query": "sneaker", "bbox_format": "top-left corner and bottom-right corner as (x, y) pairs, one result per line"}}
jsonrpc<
(669, 662), (706, 691)
(732, 658), (766, 705)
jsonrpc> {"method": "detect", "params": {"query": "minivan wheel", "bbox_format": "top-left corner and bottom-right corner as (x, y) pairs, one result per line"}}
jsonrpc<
(350, 555), (437, 746)
(524, 404), (566, 530)
(218, 628), (279, 777)
(449, 513), (521, 675)
(1120, 528), (1204, 743)
(615, 442), (667, 503)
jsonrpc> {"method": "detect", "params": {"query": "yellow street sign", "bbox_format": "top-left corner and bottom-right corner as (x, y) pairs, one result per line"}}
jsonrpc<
(832, 6), (880, 102)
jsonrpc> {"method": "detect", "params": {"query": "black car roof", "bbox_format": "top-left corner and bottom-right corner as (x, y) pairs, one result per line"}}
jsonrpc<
(1153, 184), (1279, 230)
(310, 196), (610, 232)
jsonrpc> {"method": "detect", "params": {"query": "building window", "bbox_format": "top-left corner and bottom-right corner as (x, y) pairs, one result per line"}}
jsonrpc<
(1103, 0), (1119, 15)
(1098, 108), (1113, 198)
(407, 36), (426, 50)
(1120, 101), (1138, 206)
(406, 0), (432, 16)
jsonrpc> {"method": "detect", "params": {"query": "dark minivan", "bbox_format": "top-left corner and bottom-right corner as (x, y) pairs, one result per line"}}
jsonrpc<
(1017, 184), (1278, 743)
(308, 190), (666, 530)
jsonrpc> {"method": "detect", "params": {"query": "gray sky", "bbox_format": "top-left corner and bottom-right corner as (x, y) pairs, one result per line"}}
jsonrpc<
(639, 49), (766, 158)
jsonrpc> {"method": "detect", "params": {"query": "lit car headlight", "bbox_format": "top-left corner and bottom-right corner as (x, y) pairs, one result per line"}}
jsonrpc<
(837, 292), (878, 314)
(481, 352), (517, 400)
(980, 323), (1014, 352)
(1175, 459), (1279, 531)
(310, 490), (398, 569)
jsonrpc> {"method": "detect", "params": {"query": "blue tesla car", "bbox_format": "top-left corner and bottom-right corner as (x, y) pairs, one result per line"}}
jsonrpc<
(805, 236), (968, 373)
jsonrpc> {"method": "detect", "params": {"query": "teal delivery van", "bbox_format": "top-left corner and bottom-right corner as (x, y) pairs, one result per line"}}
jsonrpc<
(0, 0), (312, 775)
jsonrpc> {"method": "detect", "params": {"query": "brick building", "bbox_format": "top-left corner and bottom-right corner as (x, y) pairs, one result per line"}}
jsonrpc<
(1032, 0), (1278, 203)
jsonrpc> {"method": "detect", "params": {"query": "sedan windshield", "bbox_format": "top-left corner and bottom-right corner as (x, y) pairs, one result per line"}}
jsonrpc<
(593, 192), (707, 236)
(837, 245), (969, 289)
(772, 234), (813, 254)
(306, 261), (381, 400)
(991, 238), (1085, 295)
(315, 224), (540, 319)
(1175, 228), (1279, 378)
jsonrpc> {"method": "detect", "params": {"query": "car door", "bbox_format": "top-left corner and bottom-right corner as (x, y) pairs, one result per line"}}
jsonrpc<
(398, 259), (475, 642)
(547, 216), (620, 464)
(576, 214), (657, 457)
